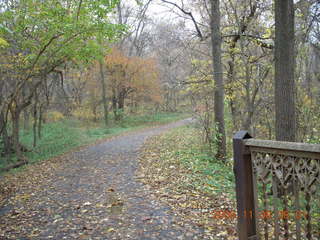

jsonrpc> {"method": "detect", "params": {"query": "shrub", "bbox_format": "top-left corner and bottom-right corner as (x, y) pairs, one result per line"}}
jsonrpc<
(46, 111), (65, 122)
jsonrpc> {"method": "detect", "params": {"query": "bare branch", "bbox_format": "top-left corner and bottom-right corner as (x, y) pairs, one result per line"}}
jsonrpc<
(76, 0), (83, 20)
(160, 0), (204, 40)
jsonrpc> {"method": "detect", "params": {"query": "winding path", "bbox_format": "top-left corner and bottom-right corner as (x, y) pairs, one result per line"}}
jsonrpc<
(0, 119), (204, 240)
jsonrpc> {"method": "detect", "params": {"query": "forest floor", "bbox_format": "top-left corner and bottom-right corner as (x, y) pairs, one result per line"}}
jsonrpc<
(137, 125), (237, 240)
(0, 119), (236, 240)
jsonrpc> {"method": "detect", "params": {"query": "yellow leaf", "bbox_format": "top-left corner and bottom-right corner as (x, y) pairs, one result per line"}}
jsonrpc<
(106, 227), (115, 232)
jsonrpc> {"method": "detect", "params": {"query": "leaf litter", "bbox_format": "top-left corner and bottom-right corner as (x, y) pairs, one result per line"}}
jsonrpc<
(137, 126), (238, 239)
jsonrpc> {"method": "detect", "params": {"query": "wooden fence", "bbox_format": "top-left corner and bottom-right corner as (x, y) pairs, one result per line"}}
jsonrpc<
(233, 131), (320, 240)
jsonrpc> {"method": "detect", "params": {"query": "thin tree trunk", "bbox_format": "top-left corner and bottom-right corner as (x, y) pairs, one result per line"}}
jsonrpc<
(118, 95), (125, 111)
(38, 105), (43, 140)
(92, 105), (98, 122)
(99, 59), (109, 127)
(243, 107), (254, 131)
(210, 0), (226, 160)
(11, 109), (22, 161)
(22, 85), (29, 131)
(0, 160), (28, 172)
(23, 109), (29, 131)
(227, 58), (238, 130)
(0, 111), (10, 156)
(305, 52), (312, 98)
(112, 89), (118, 121)
(243, 62), (254, 131)
(33, 92), (38, 147)
(317, 78), (320, 104)
(275, 0), (296, 142)
(117, 90), (125, 120)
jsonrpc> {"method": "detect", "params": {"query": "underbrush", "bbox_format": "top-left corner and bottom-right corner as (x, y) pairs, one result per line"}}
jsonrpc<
(160, 125), (235, 198)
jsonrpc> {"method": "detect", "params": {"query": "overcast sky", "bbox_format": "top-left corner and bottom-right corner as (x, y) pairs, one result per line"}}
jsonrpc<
(127, 0), (192, 22)
(147, 0), (198, 30)
(148, 0), (177, 19)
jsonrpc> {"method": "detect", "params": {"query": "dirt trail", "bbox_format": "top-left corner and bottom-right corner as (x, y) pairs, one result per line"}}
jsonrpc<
(0, 119), (204, 240)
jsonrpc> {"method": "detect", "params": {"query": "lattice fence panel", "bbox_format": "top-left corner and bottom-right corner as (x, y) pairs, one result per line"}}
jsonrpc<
(251, 150), (320, 240)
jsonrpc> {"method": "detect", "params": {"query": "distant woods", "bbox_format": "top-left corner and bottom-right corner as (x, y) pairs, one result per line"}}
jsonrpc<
(160, 0), (320, 159)
(0, 0), (189, 169)
(1, 0), (320, 167)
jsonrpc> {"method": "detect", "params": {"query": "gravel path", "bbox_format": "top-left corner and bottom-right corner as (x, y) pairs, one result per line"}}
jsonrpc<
(0, 119), (204, 240)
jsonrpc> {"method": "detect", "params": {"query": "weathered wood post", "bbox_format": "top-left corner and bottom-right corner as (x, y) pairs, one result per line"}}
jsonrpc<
(233, 131), (258, 240)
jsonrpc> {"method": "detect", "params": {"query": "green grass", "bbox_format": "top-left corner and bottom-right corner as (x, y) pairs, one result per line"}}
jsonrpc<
(158, 124), (236, 199)
(1, 112), (188, 172)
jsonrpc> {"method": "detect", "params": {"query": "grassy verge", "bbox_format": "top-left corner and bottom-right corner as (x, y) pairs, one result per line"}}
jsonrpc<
(137, 124), (237, 239)
(0, 112), (188, 173)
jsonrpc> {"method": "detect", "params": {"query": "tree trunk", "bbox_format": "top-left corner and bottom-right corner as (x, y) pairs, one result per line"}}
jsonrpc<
(304, 50), (312, 98)
(33, 93), (38, 147)
(38, 105), (43, 140)
(173, 89), (177, 112)
(210, 0), (226, 160)
(112, 89), (119, 121)
(99, 59), (109, 127)
(0, 111), (10, 156)
(117, 90), (125, 121)
(317, 77), (320, 105)
(227, 58), (238, 131)
(23, 109), (29, 131)
(243, 62), (254, 131)
(11, 108), (22, 161)
(275, 0), (296, 142)
(22, 85), (29, 131)
(118, 97), (124, 111)
(243, 106), (254, 131)
(0, 160), (28, 172)
(92, 105), (98, 122)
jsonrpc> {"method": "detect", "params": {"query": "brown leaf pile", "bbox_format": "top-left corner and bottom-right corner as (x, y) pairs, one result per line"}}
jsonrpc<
(137, 128), (238, 239)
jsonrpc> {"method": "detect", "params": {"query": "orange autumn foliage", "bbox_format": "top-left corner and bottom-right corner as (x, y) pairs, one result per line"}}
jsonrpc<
(105, 48), (162, 105)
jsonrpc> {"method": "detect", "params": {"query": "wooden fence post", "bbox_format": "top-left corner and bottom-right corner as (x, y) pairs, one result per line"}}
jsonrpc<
(233, 131), (258, 240)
